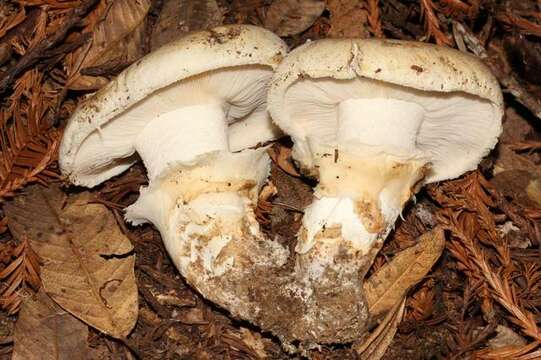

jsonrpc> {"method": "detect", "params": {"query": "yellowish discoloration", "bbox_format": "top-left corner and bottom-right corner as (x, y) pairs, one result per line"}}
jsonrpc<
(313, 144), (429, 233)
(161, 168), (258, 203)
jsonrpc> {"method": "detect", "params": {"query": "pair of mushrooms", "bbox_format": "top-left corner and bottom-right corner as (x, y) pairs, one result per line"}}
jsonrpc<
(59, 25), (503, 348)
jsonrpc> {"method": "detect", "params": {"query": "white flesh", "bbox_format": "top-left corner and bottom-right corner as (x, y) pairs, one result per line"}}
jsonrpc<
(134, 103), (228, 181)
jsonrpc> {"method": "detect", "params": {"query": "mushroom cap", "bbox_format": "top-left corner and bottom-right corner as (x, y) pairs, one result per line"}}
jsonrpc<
(268, 38), (504, 183)
(60, 25), (287, 187)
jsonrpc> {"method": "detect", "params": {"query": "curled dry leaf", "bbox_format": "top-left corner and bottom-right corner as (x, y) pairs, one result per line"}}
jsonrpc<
(354, 297), (406, 360)
(151, 0), (223, 50)
(4, 185), (138, 338)
(12, 289), (88, 360)
(327, 0), (370, 38)
(264, 0), (325, 37)
(268, 145), (301, 177)
(364, 227), (445, 319)
(65, 0), (151, 90)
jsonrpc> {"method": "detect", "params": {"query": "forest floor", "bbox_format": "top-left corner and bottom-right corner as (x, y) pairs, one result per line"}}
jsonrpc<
(1, 0), (541, 359)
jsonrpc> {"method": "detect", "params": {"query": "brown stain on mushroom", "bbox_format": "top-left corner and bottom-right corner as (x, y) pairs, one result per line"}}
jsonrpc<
(410, 64), (424, 74)
(207, 27), (243, 46)
(175, 193), (370, 347)
(355, 200), (385, 233)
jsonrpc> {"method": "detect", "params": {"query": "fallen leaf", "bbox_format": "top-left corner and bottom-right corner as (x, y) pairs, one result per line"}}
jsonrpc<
(327, 0), (370, 38)
(493, 144), (541, 176)
(491, 170), (541, 208)
(499, 107), (534, 144)
(66, 0), (151, 90)
(354, 297), (406, 360)
(264, 0), (325, 37)
(364, 227), (445, 319)
(12, 289), (88, 360)
(268, 145), (301, 177)
(151, 0), (223, 50)
(5, 185), (138, 338)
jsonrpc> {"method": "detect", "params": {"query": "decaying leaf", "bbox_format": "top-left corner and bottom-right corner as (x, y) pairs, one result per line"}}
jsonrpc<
(268, 145), (300, 177)
(364, 227), (445, 319)
(327, 0), (370, 38)
(354, 297), (406, 360)
(491, 170), (541, 208)
(151, 0), (223, 50)
(12, 289), (88, 360)
(65, 0), (151, 90)
(494, 144), (541, 176)
(264, 0), (325, 37)
(5, 185), (138, 338)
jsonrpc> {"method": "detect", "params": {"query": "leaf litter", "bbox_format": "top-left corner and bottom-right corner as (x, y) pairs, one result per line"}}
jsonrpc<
(1, 0), (541, 359)
(12, 289), (88, 360)
(4, 185), (138, 339)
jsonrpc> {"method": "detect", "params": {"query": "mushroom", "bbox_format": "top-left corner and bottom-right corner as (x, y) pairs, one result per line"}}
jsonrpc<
(60, 25), (287, 187)
(267, 36), (503, 340)
(60, 29), (504, 351)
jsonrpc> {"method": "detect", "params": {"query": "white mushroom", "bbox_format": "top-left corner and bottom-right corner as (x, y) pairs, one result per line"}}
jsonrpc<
(60, 25), (286, 186)
(60, 30), (504, 350)
(59, 26), (373, 349)
(268, 37), (503, 336)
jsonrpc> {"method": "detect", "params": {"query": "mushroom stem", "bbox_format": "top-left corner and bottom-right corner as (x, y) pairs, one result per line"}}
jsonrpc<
(134, 103), (229, 181)
(297, 142), (429, 254)
(337, 98), (424, 154)
(125, 148), (371, 346)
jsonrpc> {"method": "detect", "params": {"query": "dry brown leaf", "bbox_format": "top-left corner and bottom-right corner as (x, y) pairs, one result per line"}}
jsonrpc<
(354, 297), (406, 359)
(491, 170), (541, 209)
(151, 0), (223, 50)
(268, 145), (300, 177)
(327, 0), (370, 38)
(12, 289), (88, 360)
(264, 0), (325, 37)
(364, 227), (445, 319)
(494, 145), (541, 176)
(66, 0), (151, 90)
(4, 185), (138, 338)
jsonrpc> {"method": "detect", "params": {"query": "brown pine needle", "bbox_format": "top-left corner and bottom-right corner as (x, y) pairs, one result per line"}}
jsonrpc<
(367, 0), (383, 38)
(420, 0), (453, 46)
(0, 237), (41, 314)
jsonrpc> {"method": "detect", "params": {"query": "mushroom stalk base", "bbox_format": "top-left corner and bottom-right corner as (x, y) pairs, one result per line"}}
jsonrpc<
(125, 149), (374, 350)
(134, 103), (228, 181)
(297, 142), (429, 255)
